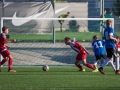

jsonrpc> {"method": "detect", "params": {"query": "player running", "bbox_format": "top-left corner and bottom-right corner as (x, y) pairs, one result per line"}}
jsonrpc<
(98, 19), (120, 74)
(64, 37), (95, 71)
(0, 26), (16, 72)
(58, 12), (70, 32)
(92, 35), (116, 73)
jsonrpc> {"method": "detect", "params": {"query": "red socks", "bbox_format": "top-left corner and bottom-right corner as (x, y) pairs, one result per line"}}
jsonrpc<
(77, 64), (83, 70)
(86, 63), (95, 70)
(8, 58), (13, 70)
(0, 58), (13, 70)
(0, 59), (7, 65)
(76, 64), (95, 70)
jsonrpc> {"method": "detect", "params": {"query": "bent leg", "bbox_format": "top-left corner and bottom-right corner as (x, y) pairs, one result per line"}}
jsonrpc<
(0, 50), (10, 65)
(82, 59), (95, 70)
(75, 60), (83, 70)
(8, 55), (13, 71)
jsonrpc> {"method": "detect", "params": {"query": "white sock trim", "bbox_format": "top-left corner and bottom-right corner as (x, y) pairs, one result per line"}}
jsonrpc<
(115, 57), (119, 70)
(109, 60), (116, 71)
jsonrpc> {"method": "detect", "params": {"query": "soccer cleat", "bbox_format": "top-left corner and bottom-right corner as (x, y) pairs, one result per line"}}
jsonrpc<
(79, 69), (85, 72)
(82, 69), (85, 72)
(115, 70), (120, 75)
(98, 67), (105, 74)
(92, 69), (98, 72)
(9, 70), (16, 72)
(116, 72), (120, 75)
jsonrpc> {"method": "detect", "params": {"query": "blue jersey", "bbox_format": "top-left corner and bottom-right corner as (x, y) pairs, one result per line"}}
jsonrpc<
(92, 40), (106, 56)
(104, 26), (115, 48)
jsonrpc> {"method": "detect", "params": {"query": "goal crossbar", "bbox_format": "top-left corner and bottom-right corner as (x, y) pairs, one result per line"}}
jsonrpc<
(1, 17), (114, 21)
(1, 17), (115, 33)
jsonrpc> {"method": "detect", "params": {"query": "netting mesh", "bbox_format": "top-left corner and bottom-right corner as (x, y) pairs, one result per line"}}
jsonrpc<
(1, 18), (114, 66)
(3, 19), (102, 34)
(7, 42), (93, 66)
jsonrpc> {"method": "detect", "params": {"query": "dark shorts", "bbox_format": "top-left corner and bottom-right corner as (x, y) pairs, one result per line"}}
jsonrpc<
(95, 55), (107, 60)
(58, 20), (64, 25)
(106, 48), (118, 58)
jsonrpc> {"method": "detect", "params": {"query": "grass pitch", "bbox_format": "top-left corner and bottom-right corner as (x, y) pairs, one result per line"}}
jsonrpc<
(9, 32), (101, 42)
(0, 66), (120, 90)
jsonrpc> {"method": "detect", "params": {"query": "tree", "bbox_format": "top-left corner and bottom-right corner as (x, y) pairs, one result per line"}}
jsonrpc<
(112, 0), (120, 17)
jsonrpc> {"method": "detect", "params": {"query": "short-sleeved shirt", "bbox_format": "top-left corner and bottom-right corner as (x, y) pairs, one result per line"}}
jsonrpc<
(70, 41), (86, 54)
(104, 26), (115, 48)
(92, 40), (106, 56)
(58, 14), (68, 18)
(0, 33), (6, 50)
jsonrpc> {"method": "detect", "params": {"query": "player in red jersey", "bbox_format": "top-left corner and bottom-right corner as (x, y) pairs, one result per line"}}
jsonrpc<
(64, 37), (95, 71)
(0, 26), (16, 72)
(115, 36), (120, 53)
(115, 36), (120, 73)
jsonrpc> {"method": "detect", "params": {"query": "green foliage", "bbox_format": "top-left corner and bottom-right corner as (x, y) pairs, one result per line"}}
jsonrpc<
(0, 66), (120, 90)
(112, 0), (120, 16)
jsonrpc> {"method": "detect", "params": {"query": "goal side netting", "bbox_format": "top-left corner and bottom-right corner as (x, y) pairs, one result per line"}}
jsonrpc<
(0, 17), (114, 66)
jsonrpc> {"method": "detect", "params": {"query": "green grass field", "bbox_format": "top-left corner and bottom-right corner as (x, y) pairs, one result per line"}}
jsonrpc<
(0, 66), (120, 90)
(9, 32), (101, 42)
(8, 31), (120, 42)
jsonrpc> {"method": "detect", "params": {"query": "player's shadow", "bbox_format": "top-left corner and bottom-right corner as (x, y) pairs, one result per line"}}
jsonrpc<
(41, 47), (94, 64)
(11, 47), (94, 65)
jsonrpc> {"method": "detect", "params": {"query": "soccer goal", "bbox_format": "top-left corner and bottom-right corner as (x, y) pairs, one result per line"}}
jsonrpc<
(0, 17), (114, 66)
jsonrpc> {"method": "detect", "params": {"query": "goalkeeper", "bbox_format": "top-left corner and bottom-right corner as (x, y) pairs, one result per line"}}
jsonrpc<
(58, 12), (70, 32)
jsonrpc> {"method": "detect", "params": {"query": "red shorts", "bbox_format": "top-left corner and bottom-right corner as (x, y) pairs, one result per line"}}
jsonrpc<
(0, 49), (10, 58)
(76, 53), (86, 60)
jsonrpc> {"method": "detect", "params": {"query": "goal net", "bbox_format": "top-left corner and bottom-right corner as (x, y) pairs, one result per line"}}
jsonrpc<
(1, 17), (114, 66)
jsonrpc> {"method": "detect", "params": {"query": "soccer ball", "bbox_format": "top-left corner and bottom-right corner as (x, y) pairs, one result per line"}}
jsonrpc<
(42, 65), (49, 71)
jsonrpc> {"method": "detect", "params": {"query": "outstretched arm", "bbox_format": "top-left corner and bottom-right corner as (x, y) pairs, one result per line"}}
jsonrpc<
(109, 35), (117, 42)
(5, 39), (16, 49)
(5, 44), (10, 49)
(79, 43), (89, 54)
(5, 39), (16, 43)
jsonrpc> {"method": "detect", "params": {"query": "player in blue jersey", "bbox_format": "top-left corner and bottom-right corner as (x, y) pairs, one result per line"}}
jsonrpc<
(98, 19), (120, 74)
(92, 35), (107, 72)
(92, 35), (116, 72)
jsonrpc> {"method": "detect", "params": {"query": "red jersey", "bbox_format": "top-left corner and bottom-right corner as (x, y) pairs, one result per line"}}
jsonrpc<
(0, 33), (6, 50)
(116, 42), (120, 51)
(70, 41), (86, 54)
